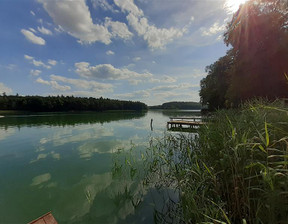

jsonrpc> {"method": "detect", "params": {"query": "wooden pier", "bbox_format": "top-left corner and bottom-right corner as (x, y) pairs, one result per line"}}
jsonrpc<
(167, 117), (206, 131)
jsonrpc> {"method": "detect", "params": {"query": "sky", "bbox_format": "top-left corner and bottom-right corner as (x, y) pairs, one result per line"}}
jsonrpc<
(0, 0), (239, 106)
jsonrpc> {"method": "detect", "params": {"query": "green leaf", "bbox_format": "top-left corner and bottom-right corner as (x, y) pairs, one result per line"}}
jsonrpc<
(265, 121), (269, 147)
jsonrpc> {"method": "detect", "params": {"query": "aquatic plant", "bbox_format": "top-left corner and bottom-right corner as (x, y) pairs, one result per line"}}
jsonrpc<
(114, 100), (288, 223)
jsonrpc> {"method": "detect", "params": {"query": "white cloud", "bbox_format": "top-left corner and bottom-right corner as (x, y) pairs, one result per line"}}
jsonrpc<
(36, 77), (51, 85)
(114, 0), (185, 49)
(75, 62), (152, 81)
(149, 75), (176, 84)
(114, 0), (143, 17)
(30, 69), (42, 76)
(38, 0), (132, 45)
(38, 26), (52, 35)
(0, 83), (13, 94)
(162, 75), (177, 83)
(24, 54), (34, 60)
(106, 50), (115, 55)
(92, 0), (119, 13)
(201, 22), (226, 36)
(133, 57), (141, 62)
(128, 79), (142, 85)
(48, 59), (57, 66)
(21, 29), (46, 45)
(32, 60), (51, 69)
(36, 77), (71, 91)
(6, 64), (17, 70)
(38, 0), (112, 44)
(29, 28), (37, 33)
(115, 90), (150, 99)
(151, 85), (179, 92)
(50, 74), (113, 92)
(24, 55), (57, 69)
(105, 18), (133, 40)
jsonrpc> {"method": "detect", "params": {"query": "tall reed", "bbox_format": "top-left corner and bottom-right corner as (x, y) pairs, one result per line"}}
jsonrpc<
(112, 100), (288, 223)
(144, 100), (288, 223)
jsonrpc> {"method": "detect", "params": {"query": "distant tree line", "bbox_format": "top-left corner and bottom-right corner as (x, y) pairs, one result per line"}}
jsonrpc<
(200, 0), (288, 110)
(149, 101), (201, 110)
(0, 94), (148, 112)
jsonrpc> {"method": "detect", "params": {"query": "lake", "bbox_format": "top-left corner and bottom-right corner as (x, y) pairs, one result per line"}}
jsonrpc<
(0, 110), (200, 223)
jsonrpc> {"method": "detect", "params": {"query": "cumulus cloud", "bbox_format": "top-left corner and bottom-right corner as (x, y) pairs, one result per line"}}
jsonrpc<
(106, 50), (115, 55)
(21, 29), (46, 45)
(29, 28), (37, 33)
(48, 59), (57, 66)
(75, 62), (153, 81)
(114, 0), (185, 49)
(24, 55), (34, 60)
(105, 17), (133, 40)
(0, 83), (13, 94)
(32, 60), (51, 69)
(37, 26), (52, 35)
(30, 69), (42, 76)
(50, 74), (113, 92)
(201, 22), (226, 36)
(114, 0), (143, 17)
(92, 0), (119, 13)
(38, 0), (132, 45)
(24, 55), (57, 69)
(38, 0), (111, 44)
(36, 77), (71, 91)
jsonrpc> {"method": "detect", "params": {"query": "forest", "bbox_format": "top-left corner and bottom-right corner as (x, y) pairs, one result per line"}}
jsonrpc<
(0, 94), (148, 112)
(149, 101), (201, 110)
(200, 0), (288, 110)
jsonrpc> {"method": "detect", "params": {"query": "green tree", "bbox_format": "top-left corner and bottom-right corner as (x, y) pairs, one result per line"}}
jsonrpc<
(224, 0), (288, 105)
(200, 50), (234, 110)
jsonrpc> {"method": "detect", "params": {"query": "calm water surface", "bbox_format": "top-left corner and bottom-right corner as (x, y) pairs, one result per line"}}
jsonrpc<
(0, 110), (199, 223)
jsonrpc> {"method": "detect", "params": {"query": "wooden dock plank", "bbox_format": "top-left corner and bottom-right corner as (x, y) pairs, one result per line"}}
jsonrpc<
(167, 116), (207, 131)
(28, 212), (57, 224)
(167, 121), (205, 125)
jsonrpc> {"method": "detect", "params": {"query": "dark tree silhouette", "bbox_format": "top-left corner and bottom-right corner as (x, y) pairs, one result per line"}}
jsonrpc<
(200, 0), (288, 110)
(0, 95), (148, 112)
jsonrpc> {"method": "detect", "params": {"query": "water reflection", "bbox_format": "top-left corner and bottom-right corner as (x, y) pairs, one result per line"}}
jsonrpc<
(31, 173), (52, 186)
(0, 110), (199, 223)
(0, 111), (147, 129)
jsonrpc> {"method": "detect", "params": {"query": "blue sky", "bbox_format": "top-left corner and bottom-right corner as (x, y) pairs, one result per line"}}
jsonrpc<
(0, 0), (239, 105)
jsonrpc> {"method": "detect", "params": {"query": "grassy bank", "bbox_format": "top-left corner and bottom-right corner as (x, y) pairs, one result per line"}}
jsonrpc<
(115, 100), (288, 223)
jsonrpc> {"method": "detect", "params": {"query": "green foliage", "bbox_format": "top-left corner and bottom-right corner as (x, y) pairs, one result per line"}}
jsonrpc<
(200, 50), (234, 110)
(200, 0), (288, 109)
(0, 95), (148, 112)
(149, 101), (201, 110)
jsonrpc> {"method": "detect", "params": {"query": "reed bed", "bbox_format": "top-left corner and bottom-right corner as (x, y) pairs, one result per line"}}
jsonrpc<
(143, 100), (288, 223)
(113, 100), (288, 223)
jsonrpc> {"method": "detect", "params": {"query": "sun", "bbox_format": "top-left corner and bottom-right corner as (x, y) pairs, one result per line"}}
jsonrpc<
(225, 0), (248, 13)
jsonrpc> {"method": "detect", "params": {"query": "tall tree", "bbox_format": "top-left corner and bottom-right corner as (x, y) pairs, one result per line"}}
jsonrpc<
(224, 0), (288, 104)
(200, 50), (234, 110)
